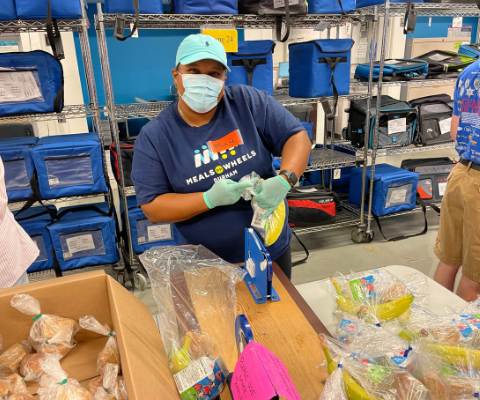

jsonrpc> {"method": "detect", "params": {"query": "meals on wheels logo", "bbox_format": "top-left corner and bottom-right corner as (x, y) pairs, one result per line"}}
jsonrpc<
(194, 129), (244, 168)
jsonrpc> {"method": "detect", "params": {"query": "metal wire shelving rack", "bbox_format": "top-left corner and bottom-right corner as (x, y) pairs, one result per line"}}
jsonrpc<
(1, 11), (122, 280)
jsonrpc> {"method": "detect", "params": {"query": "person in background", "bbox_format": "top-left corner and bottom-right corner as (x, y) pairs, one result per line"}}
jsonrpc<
(433, 62), (480, 301)
(132, 34), (311, 280)
(0, 156), (38, 288)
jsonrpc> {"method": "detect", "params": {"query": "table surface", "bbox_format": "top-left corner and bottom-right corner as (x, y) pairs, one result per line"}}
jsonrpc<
(295, 265), (468, 336)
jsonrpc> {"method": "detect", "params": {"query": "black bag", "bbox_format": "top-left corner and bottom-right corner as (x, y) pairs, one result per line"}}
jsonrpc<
(287, 185), (341, 227)
(418, 50), (476, 77)
(409, 94), (454, 146)
(109, 137), (136, 187)
(346, 95), (417, 149)
(401, 157), (456, 204)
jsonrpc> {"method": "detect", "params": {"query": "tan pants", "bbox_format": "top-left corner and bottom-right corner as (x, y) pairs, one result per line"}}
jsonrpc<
(434, 162), (480, 282)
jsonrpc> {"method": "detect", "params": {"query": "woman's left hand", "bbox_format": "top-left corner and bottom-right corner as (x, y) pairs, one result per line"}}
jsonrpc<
(254, 176), (291, 219)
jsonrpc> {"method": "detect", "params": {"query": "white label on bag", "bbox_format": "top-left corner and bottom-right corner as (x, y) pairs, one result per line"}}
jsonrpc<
(274, 0), (298, 8)
(138, 236), (145, 244)
(334, 169), (341, 179)
(386, 188), (408, 207)
(388, 118), (406, 135)
(385, 59), (400, 65)
(0, 71), (42, 103)
(296, 187), (318, 193)
(453, 17), (463, 28)
(66, 234), (95, 254)
(63, 252), (72, 260)
(429, 53), (450, 62)
(439, 118), (452, 135)
(48, 178), (59, 186)
(439, 182), (447, 197)
(147, 224), (173, 242)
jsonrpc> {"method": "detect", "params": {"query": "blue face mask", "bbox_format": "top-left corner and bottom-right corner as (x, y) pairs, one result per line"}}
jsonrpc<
(178, 72), (224, 114)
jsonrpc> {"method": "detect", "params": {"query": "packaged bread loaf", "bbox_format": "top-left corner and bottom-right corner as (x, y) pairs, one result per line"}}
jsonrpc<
(78, 317), (120, 374)
(0, 341), (33, 373)
(20, 352), (57, 382)
(10, 295), (78, 359)
(0, 372), (31, 398)
(93, 364), (122, 400)
(37, 355), (94, 400)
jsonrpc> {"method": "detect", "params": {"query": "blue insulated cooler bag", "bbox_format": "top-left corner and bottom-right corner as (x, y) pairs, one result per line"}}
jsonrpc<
(459, 44), (480, 58)
(0, 51), (64, 117)
(0, 137), (39, 201)
(105, 0), (163, 14)
(172, 0), (238, 14)
(349, 164), (419, 216)
(14, 206), (57, 273)
(31, 133), (108, 200)
(125, 197), (180, 254)
(15, 0), (83, 19)
(226, 41), (276, 96)
(289, 39), (354, 99)
(0, 0), (18, 20)
(308, 0), (355, 14)
(48, 203), (119, 271)
(355, 0), (385, 8)
(355, 59), (428, 82)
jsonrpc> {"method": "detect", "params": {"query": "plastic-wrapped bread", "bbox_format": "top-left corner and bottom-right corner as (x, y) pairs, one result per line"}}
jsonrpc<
(78, 317), (120, 374)
(0, 379), (8, 398)
(117, 377), (127, 400)
(10, 295), (78, 359)
(0, 372), (30, 398)
(20, 353), (52, 382)
(87, 376), (103, 396)
(0, 341), (33, 373)
(9, 394), (35, 400)
(37, 355), (94, 400)
(93, 364), (121, 400)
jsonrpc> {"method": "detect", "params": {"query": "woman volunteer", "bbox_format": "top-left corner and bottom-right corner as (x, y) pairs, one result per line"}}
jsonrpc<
(132, 34), (311, 279)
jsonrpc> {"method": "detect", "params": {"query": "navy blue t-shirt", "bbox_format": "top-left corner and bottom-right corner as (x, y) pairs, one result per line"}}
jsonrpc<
(131, 85), (304, 263)
(453, 60), (480, 163)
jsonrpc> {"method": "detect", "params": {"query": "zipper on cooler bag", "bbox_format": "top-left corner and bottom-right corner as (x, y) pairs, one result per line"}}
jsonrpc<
(59, 227), (102, 237)
(44, 154), (91, 161)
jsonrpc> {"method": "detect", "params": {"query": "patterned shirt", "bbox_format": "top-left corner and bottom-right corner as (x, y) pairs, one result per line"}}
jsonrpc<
(453, 60), (480, 163)
(0, 156), (38, 288)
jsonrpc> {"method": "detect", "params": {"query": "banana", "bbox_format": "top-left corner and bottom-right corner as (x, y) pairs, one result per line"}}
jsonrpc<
(427, 343), (480, 369)
(330, 278), (414, 322)
(264, 200), (286, 247)
(320, 336), (379, 400)
(398, 329), (418, 342)
(169, 335), (192, 373)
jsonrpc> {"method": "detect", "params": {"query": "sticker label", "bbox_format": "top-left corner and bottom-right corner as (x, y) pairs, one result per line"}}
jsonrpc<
(63, 252), (72, 260)
(49, 178), (59, 186)
(138, 236), (145, 244)
(348, 275), (375, 302)
(147, 224), (173, 242)
(429, 53), (450, 62)
(246, 257), (256, 278)
(338, 319), (358, 344)
(202, 29), (238, 52)
(388, 118), (407, 135)
(386, 188), (408, 208)
(439, 117), (452, 135)
(314, 21), (330, 32)
(334, 169), (341, 180)
(66, 234), (95, 254)
(207, 130), (243, 154)
(438, 182), (447, 197)
(0, 71), (42, 104)
(365, 365), (389, 383)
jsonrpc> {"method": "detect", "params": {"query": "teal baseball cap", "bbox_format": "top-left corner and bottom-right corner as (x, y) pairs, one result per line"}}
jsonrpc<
(176, 34), (231, 72)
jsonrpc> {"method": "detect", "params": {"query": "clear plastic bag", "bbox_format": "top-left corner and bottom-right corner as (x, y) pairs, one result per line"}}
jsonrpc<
(0, 372), (31, 399)
(0, 341), (33, 373)
(93, 364), (121, 400)
(239, 172), (286, 247)
(10, 294), (78, 358)
(78, 316), (120, 375)
(21, 352), (61, 383)
(37, 355), (94, 400)
(140, 245), (245, 374)
(327, 270), (427, 324)
(319, 363), (349, 400)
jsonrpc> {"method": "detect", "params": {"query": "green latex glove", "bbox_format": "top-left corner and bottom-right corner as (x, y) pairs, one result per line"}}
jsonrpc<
(254, 176), (291, 218)
(203, 179), (253, 209)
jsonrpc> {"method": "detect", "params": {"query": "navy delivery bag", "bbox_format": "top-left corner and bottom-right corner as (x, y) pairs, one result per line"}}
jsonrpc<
(14, 206), (57, 273)
(0, 0), (17, 20)
(307, 0), (355, 14)
(226, 41), (276, 95)
(355, 59), (428, 82)
(289, 39), (354, 99)
(15, 0), (83, 19)
(105, 0), (163, 14)
(30, 133), (108, 200)
(0, 51), (64, 117)
(171, 0), (238, 14)
(0, 137), (39, 201)
(47, 203), (119, 272)
(124, 197), (180, 254)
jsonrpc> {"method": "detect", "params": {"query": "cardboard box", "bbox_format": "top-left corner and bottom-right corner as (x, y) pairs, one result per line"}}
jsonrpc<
(0, 271), (180, 400)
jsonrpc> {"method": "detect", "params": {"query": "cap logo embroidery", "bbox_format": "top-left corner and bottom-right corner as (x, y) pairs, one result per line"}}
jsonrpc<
(205, 41), (210, 47)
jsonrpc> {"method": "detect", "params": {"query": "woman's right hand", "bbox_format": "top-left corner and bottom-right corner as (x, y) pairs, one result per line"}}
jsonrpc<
(203, 179), (252, 209)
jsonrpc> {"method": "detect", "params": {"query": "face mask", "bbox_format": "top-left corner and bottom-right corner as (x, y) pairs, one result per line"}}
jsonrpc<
(178, 72), (224, 114)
